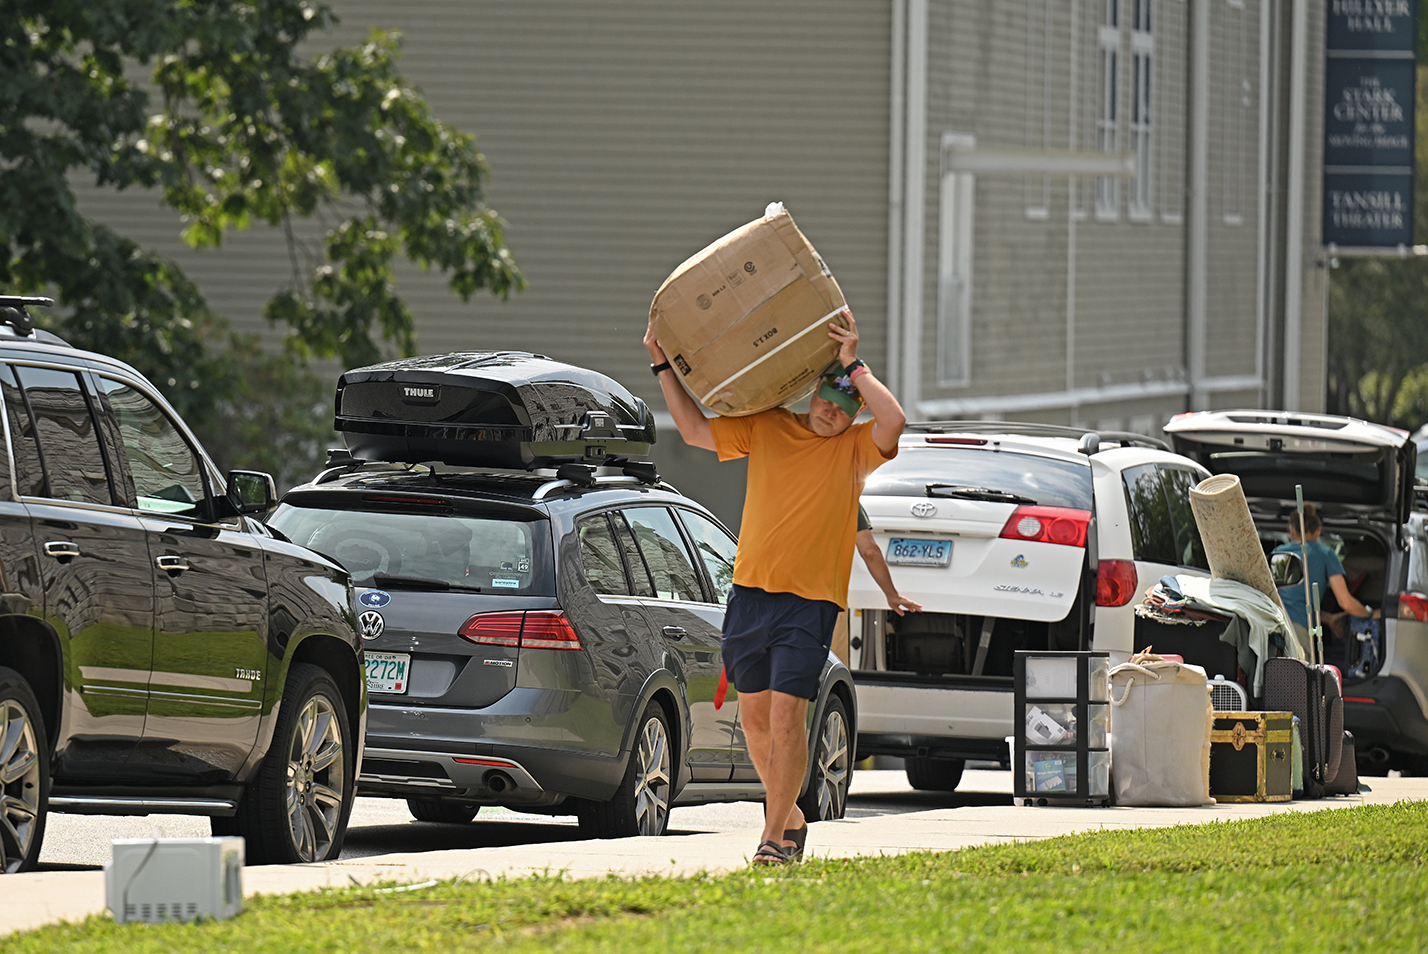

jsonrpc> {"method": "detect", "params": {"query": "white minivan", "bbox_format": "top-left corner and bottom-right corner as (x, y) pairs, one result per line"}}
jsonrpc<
(847, 422), (1210, 791)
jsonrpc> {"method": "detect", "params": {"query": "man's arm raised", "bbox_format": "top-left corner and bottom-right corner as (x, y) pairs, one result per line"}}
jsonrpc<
(827, 309), (906, 454)
(645, 322), (716, 452)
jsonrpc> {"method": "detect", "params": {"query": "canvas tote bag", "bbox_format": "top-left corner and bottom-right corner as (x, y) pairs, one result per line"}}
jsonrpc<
(1109, 655), (1215, 806)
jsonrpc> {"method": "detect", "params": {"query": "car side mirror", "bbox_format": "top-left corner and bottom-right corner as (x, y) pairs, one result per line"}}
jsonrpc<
(227, 470), (278, 515)
(1270, 551), (1304, 587)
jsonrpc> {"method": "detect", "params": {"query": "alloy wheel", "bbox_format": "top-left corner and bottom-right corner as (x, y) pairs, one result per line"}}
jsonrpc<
(284, 693), (346, 863)
(631, 716), (671, 835)
(809, 705), (851, 820)
(0, 698), (42, 874)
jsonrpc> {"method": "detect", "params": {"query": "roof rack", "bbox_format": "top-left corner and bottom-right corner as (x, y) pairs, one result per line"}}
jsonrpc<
(906, 420), (1171, 454)
(315, 448), (668, 497)
(0, 296), (53, 337)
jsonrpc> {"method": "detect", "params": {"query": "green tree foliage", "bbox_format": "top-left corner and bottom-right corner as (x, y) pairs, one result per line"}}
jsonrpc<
(1326, 13), (1428, 432)
(1, 0), (523, 479)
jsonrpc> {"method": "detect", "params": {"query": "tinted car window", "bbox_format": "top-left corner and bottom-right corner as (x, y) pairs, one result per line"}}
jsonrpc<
(1160, 467), (1209, 570)
(864, 446), (1094, 510)
(610, 512), (655, 597)
(577, 513), (629, 596)
(269, 503), (552, 595)
(677, 509), (738, 604)
(1123, 464), (1209, 570)
(95, 376), (206, 517)
(0, 364), (42, 497)
(17, 366), (111, 505)
(624, 507), (702, 602)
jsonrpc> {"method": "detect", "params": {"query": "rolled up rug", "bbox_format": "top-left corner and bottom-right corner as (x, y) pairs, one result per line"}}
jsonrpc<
(1188, 473), (1283, 608)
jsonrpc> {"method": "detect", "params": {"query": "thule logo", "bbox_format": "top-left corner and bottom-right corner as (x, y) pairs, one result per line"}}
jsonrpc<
(401, 385), (439, 404)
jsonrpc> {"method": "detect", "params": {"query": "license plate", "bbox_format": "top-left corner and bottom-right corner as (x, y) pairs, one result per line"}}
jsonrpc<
(886, 537), (952, 567)
(365, 652), (410, 694)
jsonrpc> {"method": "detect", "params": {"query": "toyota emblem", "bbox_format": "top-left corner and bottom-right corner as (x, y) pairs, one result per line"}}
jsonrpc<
(358, 610), (385, 640)
(911, 501), (937, 518)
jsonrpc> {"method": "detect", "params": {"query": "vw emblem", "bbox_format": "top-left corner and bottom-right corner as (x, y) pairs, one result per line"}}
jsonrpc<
(358, 610), (385, 640)
(358, 589), (391, 608)
(911, 501), (937, 518)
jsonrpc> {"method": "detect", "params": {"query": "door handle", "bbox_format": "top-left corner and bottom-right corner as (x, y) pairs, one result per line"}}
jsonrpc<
(155, 555), (190, 576)
(43, 541), (80, 563)
(661, 626), (687, 639)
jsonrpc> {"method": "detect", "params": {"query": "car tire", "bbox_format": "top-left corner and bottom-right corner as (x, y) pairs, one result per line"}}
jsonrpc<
(214, 663), (353, 864)
(798, 694), (852, 821)
(576, 702), (672, 839)
(0, 667), (48, 874)
(905, 756), (965, 792)
(407, 798), (480, 824)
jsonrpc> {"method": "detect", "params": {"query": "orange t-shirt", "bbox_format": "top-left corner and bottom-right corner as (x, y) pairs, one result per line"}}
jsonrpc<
(710, 408), (896, 608)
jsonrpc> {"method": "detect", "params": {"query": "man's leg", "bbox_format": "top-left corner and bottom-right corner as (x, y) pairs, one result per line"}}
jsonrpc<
(740, 688), (809, 850)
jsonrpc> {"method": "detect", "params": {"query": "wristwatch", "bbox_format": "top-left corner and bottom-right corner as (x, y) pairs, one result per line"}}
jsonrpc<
(650, 361), (672, 377)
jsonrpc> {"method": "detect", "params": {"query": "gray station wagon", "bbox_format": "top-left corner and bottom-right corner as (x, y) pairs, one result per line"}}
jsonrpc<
(268, 458), (856, 836)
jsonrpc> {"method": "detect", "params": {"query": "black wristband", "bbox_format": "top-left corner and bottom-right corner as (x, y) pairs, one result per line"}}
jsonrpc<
(650, 361), (672, 377)
(845, 358), (867, 375)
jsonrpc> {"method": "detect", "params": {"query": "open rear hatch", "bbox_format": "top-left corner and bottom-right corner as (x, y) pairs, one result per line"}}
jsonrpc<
(1164, 410), (1415, 527)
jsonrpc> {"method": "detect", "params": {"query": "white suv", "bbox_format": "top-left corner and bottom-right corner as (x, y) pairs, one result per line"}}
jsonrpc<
(846, 422), (1211, 791)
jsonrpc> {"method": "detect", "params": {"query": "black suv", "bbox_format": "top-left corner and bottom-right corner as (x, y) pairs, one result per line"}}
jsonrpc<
(0, 297), (365, 873)
(268, 459), (856, 836)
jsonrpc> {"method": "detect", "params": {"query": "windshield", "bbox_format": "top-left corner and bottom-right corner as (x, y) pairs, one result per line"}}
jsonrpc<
(268, 503), (554, 595)
(865, 447), (1094, 510)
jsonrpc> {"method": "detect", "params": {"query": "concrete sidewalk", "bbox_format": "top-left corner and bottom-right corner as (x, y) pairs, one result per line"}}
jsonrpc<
(5, 775), (1426, 938)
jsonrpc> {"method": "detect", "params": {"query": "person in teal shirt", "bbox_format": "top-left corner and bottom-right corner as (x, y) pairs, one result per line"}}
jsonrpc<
(1273, 503), (1376, 643)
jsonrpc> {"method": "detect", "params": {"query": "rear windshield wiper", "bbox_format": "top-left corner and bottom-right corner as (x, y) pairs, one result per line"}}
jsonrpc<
(361, 572), (484, 593)
(926, 483), (1038, 505)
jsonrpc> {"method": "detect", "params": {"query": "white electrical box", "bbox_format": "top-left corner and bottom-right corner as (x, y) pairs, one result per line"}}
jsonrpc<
(105, 837), (245, 924)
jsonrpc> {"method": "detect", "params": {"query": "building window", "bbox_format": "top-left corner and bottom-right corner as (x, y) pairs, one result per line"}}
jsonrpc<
(1158, 0), (1184, 223)
(938, 133), (975, 388)
(1129, 0), (1153, 220)
(1096, 0), (1121, 219)
(1025, 0), (1054, 220)
(1222, 0), (1249, 226)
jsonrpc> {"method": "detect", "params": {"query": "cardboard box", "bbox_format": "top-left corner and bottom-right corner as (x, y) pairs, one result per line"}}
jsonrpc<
(649, 202), (846, 417)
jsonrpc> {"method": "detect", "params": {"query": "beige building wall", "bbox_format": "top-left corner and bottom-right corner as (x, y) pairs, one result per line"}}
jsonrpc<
(65, 1), (1325, 528)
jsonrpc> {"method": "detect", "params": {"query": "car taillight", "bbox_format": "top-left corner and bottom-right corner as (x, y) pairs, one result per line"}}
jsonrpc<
(519, 611), (584, 650)
(458, 610), (583, 651)
(1400, 592), (1428, 622)
(458, 611), (524, 646)
(998, 506), (1091, 548)
(1096, 560), (1138, 607)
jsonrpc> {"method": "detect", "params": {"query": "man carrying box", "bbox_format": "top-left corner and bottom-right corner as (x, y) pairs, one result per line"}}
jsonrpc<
(644, 307), (906, 865)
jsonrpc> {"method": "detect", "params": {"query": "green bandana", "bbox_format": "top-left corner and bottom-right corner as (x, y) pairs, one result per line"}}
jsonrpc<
(817, 363), (865, 419)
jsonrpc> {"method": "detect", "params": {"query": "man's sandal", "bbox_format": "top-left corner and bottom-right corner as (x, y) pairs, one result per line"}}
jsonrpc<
(782, 824), (808, 861)
(751, 840), (792, 865)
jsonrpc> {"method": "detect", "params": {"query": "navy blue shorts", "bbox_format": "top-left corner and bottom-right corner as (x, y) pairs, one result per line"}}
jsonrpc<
(722, 585), (839, 700)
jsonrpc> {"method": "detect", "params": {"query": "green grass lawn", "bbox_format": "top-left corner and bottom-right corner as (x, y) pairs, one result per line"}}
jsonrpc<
(11, 801), (1427, 953)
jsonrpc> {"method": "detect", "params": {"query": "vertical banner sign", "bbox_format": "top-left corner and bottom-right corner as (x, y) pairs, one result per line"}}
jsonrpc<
(1323, 2), (1417, 247)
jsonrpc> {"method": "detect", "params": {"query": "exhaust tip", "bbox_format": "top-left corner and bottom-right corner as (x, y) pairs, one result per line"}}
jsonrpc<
(484, 770), (515, 793)
(1365, 746), (1392, 766)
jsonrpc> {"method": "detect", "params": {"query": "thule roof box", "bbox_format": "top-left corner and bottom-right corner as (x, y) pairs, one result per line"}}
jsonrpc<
(334, 352), (656, 470)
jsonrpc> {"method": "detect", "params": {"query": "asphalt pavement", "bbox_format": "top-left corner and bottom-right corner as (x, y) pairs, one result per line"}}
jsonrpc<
(7, 768), (1426, 938)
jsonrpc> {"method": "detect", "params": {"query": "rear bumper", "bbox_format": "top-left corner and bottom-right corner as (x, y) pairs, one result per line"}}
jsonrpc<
(853, 675), (1013, 760)
(1342, 674), (1428, 760)
(359, 738), (625, 805)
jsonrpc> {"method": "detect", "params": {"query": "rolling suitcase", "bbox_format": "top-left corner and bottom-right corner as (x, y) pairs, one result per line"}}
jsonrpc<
(334, 352), (657, 469)
(1327, 730), (1360, 796)
(1262, 657), (1343, 799)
